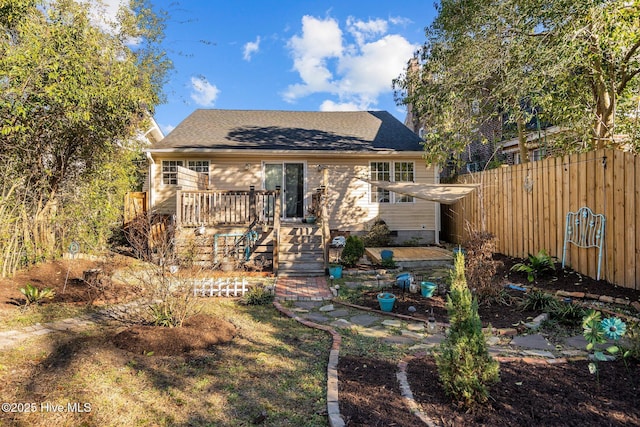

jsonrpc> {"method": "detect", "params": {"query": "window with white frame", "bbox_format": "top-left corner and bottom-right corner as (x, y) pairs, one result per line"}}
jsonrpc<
(188, 160), (209, 174)
(162, 160), (183, 185)
(370, 162), (391, 203)
(369, 161), (415, 203)
(394, 162), (414, 203)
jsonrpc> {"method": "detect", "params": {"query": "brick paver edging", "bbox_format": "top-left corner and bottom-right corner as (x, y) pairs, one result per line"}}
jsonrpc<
(272, 301), (345, 427)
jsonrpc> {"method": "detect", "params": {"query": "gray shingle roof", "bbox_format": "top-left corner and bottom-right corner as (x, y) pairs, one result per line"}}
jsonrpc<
(149, 109), (423, 152)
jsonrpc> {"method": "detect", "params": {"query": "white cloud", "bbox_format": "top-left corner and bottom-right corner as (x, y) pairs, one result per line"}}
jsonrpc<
(346, 17), (388, 46)
(190, 76), (220, 107)
(283, 16), (343, 101)
(284, 15), (418, 111)
(243, 36), (261, 61)
(319, 100), (363, 111)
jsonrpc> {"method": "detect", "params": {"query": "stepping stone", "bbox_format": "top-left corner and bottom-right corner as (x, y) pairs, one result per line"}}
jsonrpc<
(561, 349), (588, 357)
(356, 327), (392, 339)
(383, 335), (416, 345)
(522, 349), (556, 359)
(319, 304), (335, 312)
(330, 319), (352, 329)
(349, 314), (379, 327)
(344, 281), (361, 289)
(422, 335), (444, 346)
(295, 301), (323, 310)
(382, 319), (402, 328)
(401, 330), (424, 340)
(406, 323), (425, 332)
(524, 313), (549, 330)
(563, 335), (588, 349)
(510, 334), (554, 350)
(486, 336), (501, 346)
(303, 313), (330, 323)
(325, 309), (350, 318)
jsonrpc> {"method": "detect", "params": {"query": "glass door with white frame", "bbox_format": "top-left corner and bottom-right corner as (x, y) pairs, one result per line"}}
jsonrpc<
(264, 162), (305, 219)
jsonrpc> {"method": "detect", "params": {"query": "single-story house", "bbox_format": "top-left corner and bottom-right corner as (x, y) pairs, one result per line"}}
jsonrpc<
(143, 109), (446, 274)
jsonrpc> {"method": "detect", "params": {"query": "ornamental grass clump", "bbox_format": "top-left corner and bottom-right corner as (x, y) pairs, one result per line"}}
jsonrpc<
(436, 252), (500, 408)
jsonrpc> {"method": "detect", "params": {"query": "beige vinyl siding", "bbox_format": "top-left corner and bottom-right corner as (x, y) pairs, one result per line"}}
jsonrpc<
(148, 152), (437, 233)
(321, 156), (436, 232)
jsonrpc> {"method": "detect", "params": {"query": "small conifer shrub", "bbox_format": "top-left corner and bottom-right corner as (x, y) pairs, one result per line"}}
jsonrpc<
(436, 252), (500, 407)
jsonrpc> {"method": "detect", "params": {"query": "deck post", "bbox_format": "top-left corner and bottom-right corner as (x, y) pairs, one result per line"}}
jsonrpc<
(175, 189), (182, 227)
(273, 186), (281, 274)
(249, 185), (256, 223)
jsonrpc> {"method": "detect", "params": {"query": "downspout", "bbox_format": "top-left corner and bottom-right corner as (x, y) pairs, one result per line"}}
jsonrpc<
(146, 152), (155, 210)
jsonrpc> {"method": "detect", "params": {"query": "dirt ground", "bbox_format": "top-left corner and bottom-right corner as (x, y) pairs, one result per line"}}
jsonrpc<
(339, 254), (640, 426)
(0, 255), (137, 311)
(3, 253), (640, 426)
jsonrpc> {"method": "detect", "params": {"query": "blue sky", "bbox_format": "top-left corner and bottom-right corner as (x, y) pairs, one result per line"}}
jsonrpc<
(144, 1), (437, 135)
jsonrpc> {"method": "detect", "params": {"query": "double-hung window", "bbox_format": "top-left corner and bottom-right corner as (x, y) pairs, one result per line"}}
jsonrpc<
(187, 160), (209, 174)
(162, 160), (183, 185)
(394, 162), (414, 203)
(370, 162), (391, 203)
(370, 161), (415, 203)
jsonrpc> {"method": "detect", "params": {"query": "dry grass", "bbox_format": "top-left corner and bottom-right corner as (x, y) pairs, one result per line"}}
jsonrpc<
(0, 299), (330, 426)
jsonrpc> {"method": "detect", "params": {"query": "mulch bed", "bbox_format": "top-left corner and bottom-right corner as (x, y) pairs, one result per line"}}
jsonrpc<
(408, 357), (640, 426)
(345, 254), (640, 329)
(112, 314), (236, 356)
(338, 253), (640, 426)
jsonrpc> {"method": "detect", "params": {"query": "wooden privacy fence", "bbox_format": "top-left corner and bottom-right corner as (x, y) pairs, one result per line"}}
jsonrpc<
(443, 148), (639, 290)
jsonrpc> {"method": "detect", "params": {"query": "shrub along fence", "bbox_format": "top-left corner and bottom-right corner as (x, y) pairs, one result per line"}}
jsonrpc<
(442, 148), (639, 290)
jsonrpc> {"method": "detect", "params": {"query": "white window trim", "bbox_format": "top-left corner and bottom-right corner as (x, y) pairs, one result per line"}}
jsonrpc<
(161, 159), (211, 186)
(369, 161), (416, 204)
(161, 160), (183, 186)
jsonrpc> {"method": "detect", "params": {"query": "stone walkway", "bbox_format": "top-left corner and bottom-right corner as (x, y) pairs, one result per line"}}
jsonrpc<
(0, 273), (596, 427)
(275, 276), (334, 301)
(0, 299), (150, 351)
(272, 276), (593, 427)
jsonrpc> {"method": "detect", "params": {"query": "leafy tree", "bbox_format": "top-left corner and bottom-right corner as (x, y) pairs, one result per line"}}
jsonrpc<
(0, 0), (171, 274)
(395, 0), (640, 166)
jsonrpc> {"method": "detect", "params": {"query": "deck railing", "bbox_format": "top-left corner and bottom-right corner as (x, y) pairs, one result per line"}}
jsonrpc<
(176, 187), (280, 227)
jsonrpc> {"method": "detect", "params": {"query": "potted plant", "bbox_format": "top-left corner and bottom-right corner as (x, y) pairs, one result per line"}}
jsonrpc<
(304, 207), (317, 224)
(328, 263), (343, 279)
(377, 292), (396, 312)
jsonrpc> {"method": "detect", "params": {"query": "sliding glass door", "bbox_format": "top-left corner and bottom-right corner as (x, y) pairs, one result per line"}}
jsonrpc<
(264, 162), (305, 218)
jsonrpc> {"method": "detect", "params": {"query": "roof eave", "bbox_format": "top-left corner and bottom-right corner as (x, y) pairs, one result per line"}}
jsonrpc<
(145, 148), (424, 156)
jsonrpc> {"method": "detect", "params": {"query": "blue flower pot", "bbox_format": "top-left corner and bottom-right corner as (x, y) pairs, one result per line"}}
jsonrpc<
(396, 273), (412, 290)
(420, 281), (437, 298)
(329, 265), (343, 279)
(377, 292), (396, 312)
(381, 250), (394, 260)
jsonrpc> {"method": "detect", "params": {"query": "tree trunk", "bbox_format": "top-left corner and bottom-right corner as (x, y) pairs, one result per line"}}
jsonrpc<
(517, 116), (529, 164)
(594, 88), (614, 149)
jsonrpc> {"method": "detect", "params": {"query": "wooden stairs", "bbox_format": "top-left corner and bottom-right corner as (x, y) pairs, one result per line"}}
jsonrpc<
(277, 223), (325, 277)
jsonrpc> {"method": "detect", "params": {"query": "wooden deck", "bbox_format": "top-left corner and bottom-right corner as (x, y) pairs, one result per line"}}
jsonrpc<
(365, 246), (453, 268)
